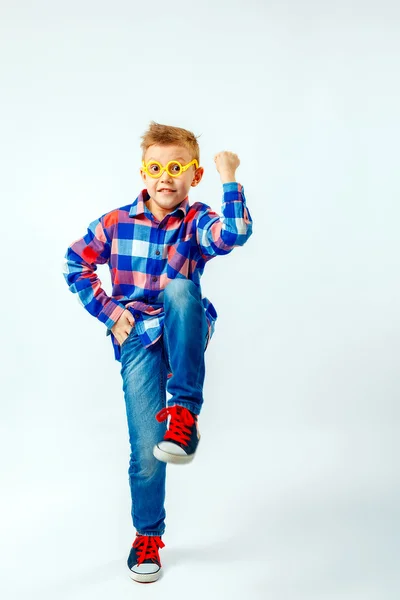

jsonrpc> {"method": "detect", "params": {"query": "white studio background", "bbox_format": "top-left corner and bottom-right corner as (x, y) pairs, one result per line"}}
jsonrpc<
(0, 2), (399, 599)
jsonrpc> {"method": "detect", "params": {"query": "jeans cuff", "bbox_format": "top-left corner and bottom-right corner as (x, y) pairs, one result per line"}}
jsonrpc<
(167, 401), (201, 416)
(135, 530), (165, 537)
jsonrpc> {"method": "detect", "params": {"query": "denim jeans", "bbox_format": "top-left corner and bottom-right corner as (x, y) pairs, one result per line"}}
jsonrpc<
(120, 279), (210, 536)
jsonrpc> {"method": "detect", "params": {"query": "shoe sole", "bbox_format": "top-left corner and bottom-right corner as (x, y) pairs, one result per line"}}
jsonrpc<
(128, 567), (161, 583)
(153, 443), (196, 464)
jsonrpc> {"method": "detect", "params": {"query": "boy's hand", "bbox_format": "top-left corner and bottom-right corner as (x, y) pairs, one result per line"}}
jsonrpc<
(111, 309), (135, 345)
(214, 151), (240, 183)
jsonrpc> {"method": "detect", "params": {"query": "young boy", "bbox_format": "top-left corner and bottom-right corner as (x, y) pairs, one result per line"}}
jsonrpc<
(62, 121), (253, 584)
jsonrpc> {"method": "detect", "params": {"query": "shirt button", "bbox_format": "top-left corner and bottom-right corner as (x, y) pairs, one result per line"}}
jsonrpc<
(152, 276), (158, 282)
(155, 250), (160, 255)
(134, 312), (140, 318)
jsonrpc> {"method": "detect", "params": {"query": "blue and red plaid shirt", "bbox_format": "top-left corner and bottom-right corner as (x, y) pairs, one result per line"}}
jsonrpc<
(63, 181), (253, 362)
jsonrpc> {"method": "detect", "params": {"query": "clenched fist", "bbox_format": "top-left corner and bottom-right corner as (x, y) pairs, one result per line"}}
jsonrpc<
(214, 151), (240, 183)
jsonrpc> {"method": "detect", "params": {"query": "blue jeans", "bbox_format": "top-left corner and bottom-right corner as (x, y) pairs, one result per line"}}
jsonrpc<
(120, 279), (210, 536)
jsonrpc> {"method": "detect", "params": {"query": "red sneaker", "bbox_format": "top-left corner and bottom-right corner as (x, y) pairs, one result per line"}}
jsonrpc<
(153, 405), (200, 464)
(127, 533), (165, 583)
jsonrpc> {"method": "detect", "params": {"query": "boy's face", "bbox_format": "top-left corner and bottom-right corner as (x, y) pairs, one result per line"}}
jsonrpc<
(140, 144), (204, 221)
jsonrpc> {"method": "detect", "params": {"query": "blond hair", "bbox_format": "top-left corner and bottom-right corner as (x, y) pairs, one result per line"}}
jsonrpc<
(140, 121), (201, 164)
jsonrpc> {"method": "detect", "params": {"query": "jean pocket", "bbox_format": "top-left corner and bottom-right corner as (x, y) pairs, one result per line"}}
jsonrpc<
(120, 325), (136, 348)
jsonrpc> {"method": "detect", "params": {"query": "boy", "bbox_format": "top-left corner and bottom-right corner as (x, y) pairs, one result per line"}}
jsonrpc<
(62, 121), (253, 583)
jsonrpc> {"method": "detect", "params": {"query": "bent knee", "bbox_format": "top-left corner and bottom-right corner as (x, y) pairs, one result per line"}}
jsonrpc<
(164, 278), (198, 302)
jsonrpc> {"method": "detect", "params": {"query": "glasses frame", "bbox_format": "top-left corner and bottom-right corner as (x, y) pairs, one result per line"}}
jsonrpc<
(142, 158), (199, 178)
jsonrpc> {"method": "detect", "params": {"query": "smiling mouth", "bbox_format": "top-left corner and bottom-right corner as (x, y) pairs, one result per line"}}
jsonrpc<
(158, 189), (176, 193)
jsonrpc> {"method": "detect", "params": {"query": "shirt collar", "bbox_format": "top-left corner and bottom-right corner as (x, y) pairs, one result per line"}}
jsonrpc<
(129, 188), (190, 219)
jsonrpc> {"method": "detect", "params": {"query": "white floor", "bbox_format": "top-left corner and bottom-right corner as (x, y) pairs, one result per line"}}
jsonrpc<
(1, 419), (398, 600)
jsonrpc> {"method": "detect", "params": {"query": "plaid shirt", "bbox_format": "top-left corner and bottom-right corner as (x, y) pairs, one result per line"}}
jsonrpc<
(63, 182), (253, 362)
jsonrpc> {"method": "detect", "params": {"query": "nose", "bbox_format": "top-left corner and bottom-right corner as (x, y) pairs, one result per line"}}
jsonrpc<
(160, 169), (173, 183)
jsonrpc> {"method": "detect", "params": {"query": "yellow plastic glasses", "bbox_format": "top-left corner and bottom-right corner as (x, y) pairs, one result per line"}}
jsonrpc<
(142, 159), (199, 178)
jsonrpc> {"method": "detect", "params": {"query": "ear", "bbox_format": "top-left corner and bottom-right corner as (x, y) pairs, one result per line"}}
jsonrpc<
(191, 166), (204, 187)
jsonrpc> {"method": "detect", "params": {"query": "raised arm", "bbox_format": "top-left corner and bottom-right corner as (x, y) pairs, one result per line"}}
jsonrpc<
(196, 151), (253, 261)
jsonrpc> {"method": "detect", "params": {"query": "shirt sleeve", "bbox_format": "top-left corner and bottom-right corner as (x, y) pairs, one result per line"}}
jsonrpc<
(62, 216), (126, 330)
(196, 182), (253, 261)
